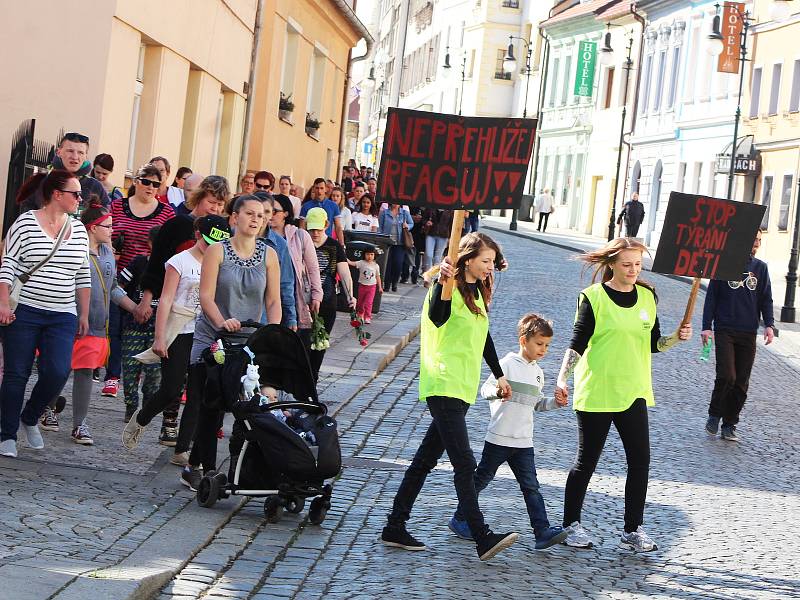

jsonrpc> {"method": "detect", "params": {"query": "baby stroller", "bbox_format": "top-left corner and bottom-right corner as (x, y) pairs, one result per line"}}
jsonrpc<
(196, 322), (341, 525)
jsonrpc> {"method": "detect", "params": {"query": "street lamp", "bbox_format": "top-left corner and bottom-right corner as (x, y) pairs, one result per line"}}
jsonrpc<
(364, 64), (387, 171)
(443, 46), (469, 116)
(707, 3), (751, 201)
(782, 182), (800, 322)
(502, 35), (534, 231)
(602, 28), (635, 242)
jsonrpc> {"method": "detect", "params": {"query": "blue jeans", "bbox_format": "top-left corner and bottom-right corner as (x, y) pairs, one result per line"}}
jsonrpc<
(0, 304), (77, 441)
(455, 441), (550, 536)
(423, 236), (448, 271)
(385, 245), (405, 287)
(387, 396), (490, 542)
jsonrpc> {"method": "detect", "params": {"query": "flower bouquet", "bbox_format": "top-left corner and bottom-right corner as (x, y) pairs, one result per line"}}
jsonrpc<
(350, 310), (371, 347)
(310, 313), (330, 351)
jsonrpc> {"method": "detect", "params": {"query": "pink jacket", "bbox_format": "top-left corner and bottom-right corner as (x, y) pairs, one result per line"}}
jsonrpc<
(284, 225), (323, 329)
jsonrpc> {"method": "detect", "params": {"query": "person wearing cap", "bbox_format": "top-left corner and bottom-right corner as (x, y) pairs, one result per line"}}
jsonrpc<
(123, 215), (232, 463)
(305, 207), (355, 380)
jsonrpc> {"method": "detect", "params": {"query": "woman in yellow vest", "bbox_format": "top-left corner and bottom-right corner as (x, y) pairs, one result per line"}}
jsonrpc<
(380, 232), (519, 562)
(555, 238), (692, 552)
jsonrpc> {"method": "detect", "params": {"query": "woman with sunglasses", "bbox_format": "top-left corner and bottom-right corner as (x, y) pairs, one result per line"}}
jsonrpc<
(0, 170), (92, 458)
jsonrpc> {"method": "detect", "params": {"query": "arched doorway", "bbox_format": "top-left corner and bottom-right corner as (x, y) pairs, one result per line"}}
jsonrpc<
(647, 160), (663, 243)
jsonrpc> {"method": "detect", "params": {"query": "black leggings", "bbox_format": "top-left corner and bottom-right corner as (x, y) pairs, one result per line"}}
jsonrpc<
(563, 398), (650, 533)
(137, 333), (192, 427)
(309, 300), (336, 382)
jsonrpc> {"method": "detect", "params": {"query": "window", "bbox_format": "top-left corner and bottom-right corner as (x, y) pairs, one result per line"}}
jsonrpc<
(693, 162), (703, 194)
(280, 27), (300, 100)
(653, 50), (667, 112)
(603, 67), (615, 109)
(495, 49), (511, 80)
(750, 67), (762, 117)
(306, 50), (326, 122)
(676, 162), (686, 192)
(667, 46), (681, 109)
(561, 54), (572, 105)
(209, 93), (224, 174)
(769, 63), (782, 116)
(639, 54), (653, 115)
(501, 0), (519, 7)
(790, 59), (800, 112)
(548, 57), (560, 106)
(126, 44), (146, 173)
(761, 176), (773, 230)
(779, 174), (792, 231)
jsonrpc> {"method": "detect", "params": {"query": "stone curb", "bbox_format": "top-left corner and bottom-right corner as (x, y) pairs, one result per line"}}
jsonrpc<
(51, 295), (424, 600)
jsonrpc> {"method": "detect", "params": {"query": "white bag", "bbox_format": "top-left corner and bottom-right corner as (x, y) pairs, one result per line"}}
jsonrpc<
(134, 304), (197, 364)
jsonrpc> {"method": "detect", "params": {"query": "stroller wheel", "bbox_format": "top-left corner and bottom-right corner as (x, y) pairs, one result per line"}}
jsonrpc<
(308, 496), (330, 525)
(197, 474), (220, 508)
(214, 472), (229, 499)
(264, 496), (283, 523)
(285, 497), (305, 514)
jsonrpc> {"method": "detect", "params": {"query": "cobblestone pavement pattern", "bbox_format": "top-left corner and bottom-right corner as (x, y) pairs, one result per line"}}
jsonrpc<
(157, 231), (800, 600)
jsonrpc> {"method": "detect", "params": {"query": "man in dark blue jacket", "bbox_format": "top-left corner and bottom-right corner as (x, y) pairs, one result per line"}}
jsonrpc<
(701, 231), (775, 442)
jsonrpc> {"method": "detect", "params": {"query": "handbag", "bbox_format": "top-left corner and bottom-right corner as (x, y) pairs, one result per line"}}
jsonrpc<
(402, 226), (414, 250)
(8, 217), (71, 311)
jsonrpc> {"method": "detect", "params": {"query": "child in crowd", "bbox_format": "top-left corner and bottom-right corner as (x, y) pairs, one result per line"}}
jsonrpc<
(260, 385), (316, 445)
(348, 246), (382, 324)
(119, 228), (162, 425)
(449, 313), (569, 550)
(40, 201), (137, 444)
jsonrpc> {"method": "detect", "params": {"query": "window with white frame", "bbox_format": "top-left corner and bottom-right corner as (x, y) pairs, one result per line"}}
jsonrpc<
(676, 161), (686, 192)
(126, 44), (146, 174)
(561, 53), (572, 105)
(653, 49), (667, 112)
(639, 53), (653, 115)
(603, 66), (615, 109)
(306, 49), (326, 123)
(760, 175), (773, 230)
(495, 49), (511, 80)
(667, 45), (681, 109)
(779, 174), (792, 231)
(750, 67), (762, 117)
(693, 162), (703, 194)
(790, 59), (800, 112)
(548, 57), (560, 107)
(769, 63), (782, 116)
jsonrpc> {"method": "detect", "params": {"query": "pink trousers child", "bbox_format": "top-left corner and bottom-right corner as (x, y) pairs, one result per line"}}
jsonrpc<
(357, 284), (377, 321)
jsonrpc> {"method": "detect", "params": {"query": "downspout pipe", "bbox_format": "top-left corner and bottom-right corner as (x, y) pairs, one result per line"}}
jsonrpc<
(527, 5), (559, 209)
(620, 4), (646, 205)
(239, 0), (264, 184)
(333, 0), (374, 177)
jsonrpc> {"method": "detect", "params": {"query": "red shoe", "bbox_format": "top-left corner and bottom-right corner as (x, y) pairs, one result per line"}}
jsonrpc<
(180, 390), (187, 405)
(101, 378), (119, 398)
(216, 428), (224, 439)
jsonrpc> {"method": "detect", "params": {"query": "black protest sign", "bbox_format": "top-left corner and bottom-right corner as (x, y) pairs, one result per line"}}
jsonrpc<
(377, 108), (537, 210)
(651, 192), (765, 281)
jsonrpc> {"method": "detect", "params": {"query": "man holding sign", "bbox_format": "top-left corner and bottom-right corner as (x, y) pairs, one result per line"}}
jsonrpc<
(701, 230), (774, 442)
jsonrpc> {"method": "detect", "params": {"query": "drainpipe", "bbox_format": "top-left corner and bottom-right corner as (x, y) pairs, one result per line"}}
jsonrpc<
(239, 0), (264, 184)
(333, 0), (374, 176)
(620, 4), (646, 204)
(527, 5), (559, 208)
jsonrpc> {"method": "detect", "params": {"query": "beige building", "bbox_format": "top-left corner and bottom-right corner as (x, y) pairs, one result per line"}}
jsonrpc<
(0, 0), (369, 228)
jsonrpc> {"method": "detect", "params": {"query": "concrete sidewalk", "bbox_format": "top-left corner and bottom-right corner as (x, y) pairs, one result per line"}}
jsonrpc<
(0, 283), (427, 600)
(482, 215), (800, 373)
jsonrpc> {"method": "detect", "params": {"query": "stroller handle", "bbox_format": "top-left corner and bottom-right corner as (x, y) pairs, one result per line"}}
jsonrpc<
(256, 400), (327, 416)
(214, 319), (263, 338)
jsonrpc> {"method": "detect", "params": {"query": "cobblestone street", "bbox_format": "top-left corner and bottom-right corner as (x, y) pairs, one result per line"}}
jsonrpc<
(156, 230), (800, 600)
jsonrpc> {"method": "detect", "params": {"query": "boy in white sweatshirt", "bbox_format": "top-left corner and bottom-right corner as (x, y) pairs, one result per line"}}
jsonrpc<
(449, 313), (569, 549)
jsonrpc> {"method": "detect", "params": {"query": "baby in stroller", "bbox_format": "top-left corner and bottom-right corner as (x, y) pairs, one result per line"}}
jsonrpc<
(258, 385), (317, 447)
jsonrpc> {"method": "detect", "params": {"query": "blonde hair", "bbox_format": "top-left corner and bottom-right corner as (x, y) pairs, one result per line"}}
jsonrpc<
(579, 237), (656, 296)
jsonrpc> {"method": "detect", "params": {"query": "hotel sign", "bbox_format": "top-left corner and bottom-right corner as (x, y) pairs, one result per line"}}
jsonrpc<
(718, 2), (744, 74)
(574, 41), (597, 97)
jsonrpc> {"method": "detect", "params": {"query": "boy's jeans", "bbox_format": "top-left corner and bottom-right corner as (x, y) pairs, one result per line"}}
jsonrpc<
(455, 441), (551, 536)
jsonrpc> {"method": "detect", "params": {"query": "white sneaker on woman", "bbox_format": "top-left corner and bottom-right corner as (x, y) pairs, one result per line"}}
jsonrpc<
(0, 439), (17, 457)
(563, 521), (595, 549)
(22, 424), (44, 449)
(620, 526), (658, 552)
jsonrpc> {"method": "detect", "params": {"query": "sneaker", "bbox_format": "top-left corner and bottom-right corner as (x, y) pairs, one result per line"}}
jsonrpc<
(563, 521), (595, 549)
(476, 531), (519, 561)
(720, 424), (739, 442)
(54, 396), (67, 414)
(101, 378), (119, 398)
(122, 409), (145, 450)
(620, 526), (658, 552)
(535, 526), (569, 550)
(705, 415), (720, 436)
(92, 368), (101, 382)
(364, 317), (371, 324)
(380, 525), (427, 551)
(0, 439), (17, 458)
(180, 466), (203, 492)
(22, 424), (44, 450)
(448, 516), (474, 541)
(40, 408), (60, 432)
(71, 422), (94, 445)
(170, 451), (190, 467)
(159, 425), (178, 447)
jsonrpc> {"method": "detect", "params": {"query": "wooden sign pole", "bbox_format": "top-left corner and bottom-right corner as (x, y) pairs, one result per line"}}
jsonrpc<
(681, 276), (702, 328)
(441, 210), (466, 301)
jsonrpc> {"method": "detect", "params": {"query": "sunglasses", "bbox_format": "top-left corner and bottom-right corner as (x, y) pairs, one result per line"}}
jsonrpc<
(63, 132), (89, 144)
(59, 189), (83, 199)
(255, 183), (271, 190)
(138, 178), (161, 188)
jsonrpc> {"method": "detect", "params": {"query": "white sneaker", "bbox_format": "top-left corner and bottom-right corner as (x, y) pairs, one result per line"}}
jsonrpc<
(0, 439), (17, 457)
(563, 521), (595, 549)
(122, 409), (145, 450)
(22, 424), (44, 449)
(620, 526), (658, 552)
